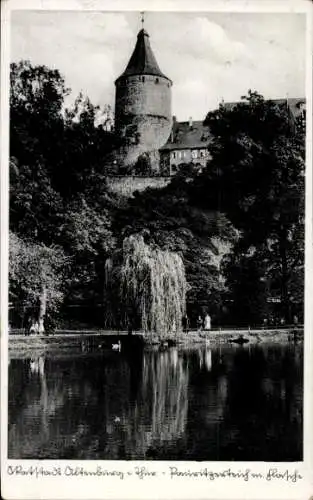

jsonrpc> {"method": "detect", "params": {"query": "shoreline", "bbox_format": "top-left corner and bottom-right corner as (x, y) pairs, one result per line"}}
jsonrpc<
(8, 327), (303, 353)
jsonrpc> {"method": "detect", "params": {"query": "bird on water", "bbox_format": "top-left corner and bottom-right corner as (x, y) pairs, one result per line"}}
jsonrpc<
(112, 340), (122, 351)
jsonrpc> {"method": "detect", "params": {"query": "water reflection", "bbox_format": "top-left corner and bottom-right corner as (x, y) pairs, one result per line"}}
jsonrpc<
(8, 344), (303, 461)
(140, 350), (189, 450)
(198, 348), (212, 371)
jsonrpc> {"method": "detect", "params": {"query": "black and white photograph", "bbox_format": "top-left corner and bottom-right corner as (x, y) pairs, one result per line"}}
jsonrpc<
(1, 0), (312, 497)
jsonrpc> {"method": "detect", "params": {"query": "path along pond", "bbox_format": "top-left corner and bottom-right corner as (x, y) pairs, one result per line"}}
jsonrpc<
(8, 342), (303, 461)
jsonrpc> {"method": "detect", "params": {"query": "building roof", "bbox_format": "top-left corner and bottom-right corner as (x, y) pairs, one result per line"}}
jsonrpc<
(160, 120), (212, 151)
(160, 97), (305, 153)
(116, 29), (171, 83)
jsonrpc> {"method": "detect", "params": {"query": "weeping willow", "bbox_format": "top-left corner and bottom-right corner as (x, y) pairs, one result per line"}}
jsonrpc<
(105, 234), (186, 337)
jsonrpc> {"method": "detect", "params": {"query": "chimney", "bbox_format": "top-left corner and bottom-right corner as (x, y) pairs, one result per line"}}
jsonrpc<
(189, 116), (193, 129)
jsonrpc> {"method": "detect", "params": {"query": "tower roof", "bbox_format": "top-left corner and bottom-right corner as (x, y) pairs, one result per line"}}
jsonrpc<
(116, 29), (171, 82)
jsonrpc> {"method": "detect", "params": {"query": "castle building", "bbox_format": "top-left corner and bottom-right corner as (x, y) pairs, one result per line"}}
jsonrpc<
(114, 27), (172, 169)
(112, 19), (305, 181)
(159, 117), (212, 176)
(159, 98), (306, 176)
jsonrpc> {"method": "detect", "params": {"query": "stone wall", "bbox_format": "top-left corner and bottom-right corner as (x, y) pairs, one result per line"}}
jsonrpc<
(106, 176), (171, 197)
(114, 115), (171, 169)
(115, 74), (171, 130)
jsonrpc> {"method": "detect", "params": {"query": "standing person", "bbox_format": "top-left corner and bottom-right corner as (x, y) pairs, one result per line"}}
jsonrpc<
(197, 315), (203, 332)
(204, 313), (211, 331)
(29, 320), (39, 335)
(182, 314), (189, 334)
(127, 318), (133, 336)
(25, 316), (32, 336)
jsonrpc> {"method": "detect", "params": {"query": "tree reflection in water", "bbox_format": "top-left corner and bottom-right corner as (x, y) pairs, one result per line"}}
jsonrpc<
(136, 349), (189, 456)
(99, 349), (189, 459)
(9, 355), (67, 458)
(8, 344), (303, 461)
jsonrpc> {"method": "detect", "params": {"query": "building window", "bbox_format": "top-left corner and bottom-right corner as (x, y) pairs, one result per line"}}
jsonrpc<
(200, 149), (206, 158)
(142, 76), (145, 82)
(155, 78), (159, 84)
(172, 152), (176, 160)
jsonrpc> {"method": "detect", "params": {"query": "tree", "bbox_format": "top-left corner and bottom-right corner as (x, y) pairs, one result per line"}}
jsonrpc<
(221, 242), (269, 325)
(10, 60), (68, 174)
(10, 158), (64, 244)
(114, 178), (237, 324)
(60, 195), (116, 308)
(9, 61), (123, 327)
(10, 62), (121, 233)
(105, 234), (187, 336)
(175, 162), (197, 178)
(9, 231), (68, 331)
(58, 93), (121, 199)
(190, 91), (305, 323)
(10, 61), (68, 244)
(132, 153), (152, 176)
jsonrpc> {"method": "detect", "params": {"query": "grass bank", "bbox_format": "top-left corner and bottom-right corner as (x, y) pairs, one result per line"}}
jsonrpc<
(145, 328), (303, 345)
(8, 327), (303, 353)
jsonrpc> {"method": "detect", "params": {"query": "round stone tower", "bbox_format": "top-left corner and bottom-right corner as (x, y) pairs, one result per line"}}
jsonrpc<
(114, 28), (172, 168)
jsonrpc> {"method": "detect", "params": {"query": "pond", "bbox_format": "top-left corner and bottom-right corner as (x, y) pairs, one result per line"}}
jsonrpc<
(8, 342), (303, 461)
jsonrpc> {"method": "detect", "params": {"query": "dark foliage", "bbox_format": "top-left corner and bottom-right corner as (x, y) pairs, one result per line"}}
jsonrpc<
(9, 63), (305, 327)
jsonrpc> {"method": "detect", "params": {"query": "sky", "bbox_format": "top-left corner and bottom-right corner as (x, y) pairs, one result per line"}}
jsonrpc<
(11, 10), (306, 120)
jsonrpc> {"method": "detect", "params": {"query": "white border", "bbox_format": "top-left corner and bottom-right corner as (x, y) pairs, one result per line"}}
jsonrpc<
(1, 1), (312, 499)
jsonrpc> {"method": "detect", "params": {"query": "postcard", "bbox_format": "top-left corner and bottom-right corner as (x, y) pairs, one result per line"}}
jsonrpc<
(1, 0), (312, 499)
